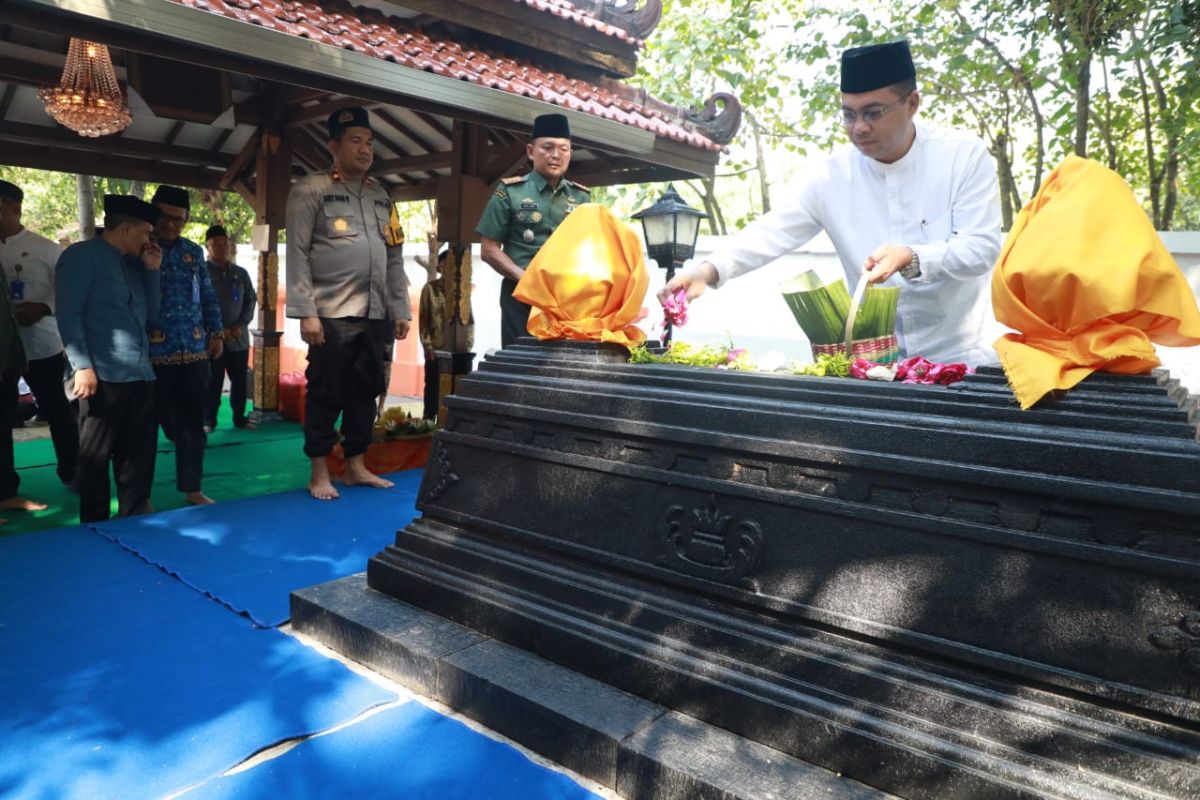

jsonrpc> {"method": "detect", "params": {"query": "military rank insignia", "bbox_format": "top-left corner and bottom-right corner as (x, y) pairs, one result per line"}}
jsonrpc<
(333, 218), (350, 233)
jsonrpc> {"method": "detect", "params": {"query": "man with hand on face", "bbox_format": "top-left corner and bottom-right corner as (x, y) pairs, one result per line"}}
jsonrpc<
(476, 112), (591, 348)
(0, 180), (78, 489)
(286, 106), (411, 501)
(56, 195), (162, 523)
(659, 41), (1002, 365)
(203, 224), (256, 432)
(147, 185), (224, 507)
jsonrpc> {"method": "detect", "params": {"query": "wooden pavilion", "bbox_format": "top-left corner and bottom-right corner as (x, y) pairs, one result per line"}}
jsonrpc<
(1, 0), (740, 414)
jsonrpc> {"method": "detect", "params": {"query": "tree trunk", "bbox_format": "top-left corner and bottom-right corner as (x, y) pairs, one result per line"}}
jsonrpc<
(1099, 55), (1117, 170)
(1136, 57), (1161, 228)
(1073, 56), (1091, 157)
(130, 180), (146, 200)
(1148, 65), (1178, 230)
(76, 174), (96, 239)
(748, 112), (770, 214)
(989, 133), (1015, 230)
(698, 177), (727, 236)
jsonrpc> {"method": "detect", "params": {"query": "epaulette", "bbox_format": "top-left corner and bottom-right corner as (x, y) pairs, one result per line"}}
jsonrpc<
(501, 175), (527, 185)
(569, 179), (591, 193)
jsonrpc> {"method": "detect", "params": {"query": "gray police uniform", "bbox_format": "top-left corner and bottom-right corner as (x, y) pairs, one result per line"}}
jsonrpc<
(474, 171), (590, 347)
(285, 169), (409, 458)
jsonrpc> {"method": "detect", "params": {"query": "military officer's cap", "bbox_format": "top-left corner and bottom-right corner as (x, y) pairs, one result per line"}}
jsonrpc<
(328, 106), (372, 138)
(531, 113), (570, 140)
(840, 40), (916, 93)
(104, 194), (159, 225)
(0, 180), (23, 203)
(205, 224), (228, 241)
(151, 184), (190, 210)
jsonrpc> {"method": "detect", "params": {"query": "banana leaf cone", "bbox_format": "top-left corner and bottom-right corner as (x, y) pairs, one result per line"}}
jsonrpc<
(781, 271), (851, 345)
(852, 285), (900, 340)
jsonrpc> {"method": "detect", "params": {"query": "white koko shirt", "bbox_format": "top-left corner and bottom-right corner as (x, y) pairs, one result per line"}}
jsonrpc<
(0, 227), (64, 361)
(704, 120), (1003, 365)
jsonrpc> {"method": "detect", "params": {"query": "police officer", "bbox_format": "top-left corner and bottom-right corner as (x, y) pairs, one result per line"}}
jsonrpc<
(286, 106), (411, 501)
(476, 113), (591, 347)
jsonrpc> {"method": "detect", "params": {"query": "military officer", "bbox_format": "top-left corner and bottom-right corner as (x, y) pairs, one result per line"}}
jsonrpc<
(476, 112), (591, 347)
(286, 105), (411, 501)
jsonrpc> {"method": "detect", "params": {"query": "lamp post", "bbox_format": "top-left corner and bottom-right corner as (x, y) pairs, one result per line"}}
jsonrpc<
(632, 184), (708, 346)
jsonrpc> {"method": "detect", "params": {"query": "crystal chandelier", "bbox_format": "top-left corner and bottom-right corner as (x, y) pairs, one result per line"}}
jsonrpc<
(39, 39), (132, 138)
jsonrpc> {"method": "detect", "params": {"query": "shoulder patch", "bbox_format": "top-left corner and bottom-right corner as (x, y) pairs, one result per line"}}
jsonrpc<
(570, 180), (591, 193)
(501, 175), (527, 185)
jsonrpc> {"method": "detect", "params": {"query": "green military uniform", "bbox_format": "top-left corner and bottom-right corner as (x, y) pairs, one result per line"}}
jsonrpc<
(474, 171), (591, 347)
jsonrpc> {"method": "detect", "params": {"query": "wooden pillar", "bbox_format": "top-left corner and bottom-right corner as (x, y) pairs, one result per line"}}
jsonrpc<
(433, 121), (489, 425)
(248, 124), (291, 423)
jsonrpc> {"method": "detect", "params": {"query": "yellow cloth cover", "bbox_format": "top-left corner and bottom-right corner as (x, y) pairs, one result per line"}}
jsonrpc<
(991, 155), (1200, 409)
(514, 203), (649, 348)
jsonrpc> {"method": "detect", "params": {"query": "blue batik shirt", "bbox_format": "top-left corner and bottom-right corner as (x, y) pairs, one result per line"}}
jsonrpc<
(148, 236), (223, 366)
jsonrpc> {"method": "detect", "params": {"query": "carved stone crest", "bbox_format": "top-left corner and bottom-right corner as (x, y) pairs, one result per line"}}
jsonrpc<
(658, 494), (764, 591)
(422, 442), (459, 502)
(1148, 611), (1200, 675)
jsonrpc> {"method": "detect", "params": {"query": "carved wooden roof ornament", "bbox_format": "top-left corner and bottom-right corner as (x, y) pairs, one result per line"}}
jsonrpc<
(589, 0), (663, 40)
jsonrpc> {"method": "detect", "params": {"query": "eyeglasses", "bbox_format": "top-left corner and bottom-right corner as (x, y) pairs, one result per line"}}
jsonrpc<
(839, 92), (912, 127)
(158, 211), (186, 225)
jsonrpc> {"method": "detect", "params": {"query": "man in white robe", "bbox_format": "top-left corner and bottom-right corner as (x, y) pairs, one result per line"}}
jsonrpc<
(660, 40), (1002, 365)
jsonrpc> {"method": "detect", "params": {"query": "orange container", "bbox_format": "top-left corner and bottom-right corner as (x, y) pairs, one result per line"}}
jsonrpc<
(278, 372), (307, 423)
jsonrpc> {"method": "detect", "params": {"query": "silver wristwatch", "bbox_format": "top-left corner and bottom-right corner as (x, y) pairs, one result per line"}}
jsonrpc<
(900, 248), (921, 280)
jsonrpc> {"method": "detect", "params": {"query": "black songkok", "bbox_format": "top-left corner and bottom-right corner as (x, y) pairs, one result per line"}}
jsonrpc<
(205, 224), (228, 241)
(0, 180), (23, 203)
(104, 194), (159, 225)
(531, 113), (570, 140)
(151, 184), (190, 210)
(840, 40), (916, 93)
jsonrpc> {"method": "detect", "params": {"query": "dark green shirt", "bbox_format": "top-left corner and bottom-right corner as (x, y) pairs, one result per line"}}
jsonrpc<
(474, 171), (591, 270)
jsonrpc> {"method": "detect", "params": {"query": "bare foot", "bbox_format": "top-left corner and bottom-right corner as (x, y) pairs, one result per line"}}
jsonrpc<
(309, 456), (340, 500)
(343, 455), (394, 489)
(0, 495), (48, 512)
(185, 491), (215, 506)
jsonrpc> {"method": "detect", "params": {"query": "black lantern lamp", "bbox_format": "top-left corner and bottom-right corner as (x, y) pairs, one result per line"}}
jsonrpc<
(632, 184), (708, 344)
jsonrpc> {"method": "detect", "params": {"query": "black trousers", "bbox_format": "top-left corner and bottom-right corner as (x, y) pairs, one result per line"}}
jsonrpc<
(154, 360), (210, 493)
(499, 278), (531, 349)
(78, 379), (157, 523)
(304, 317), (390, 459)
(0, 368), (19, 500)
(206, 348), (250, 428)
(423, 356), (438, 421)
(25, 352), (79, 483)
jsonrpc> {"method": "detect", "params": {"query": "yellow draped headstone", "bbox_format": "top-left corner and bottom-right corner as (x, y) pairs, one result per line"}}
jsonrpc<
(991, 156), (1200, 409)
(513, 203), (649, 349)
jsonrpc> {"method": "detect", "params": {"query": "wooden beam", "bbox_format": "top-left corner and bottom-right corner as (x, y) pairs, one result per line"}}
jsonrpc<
(412, 110), (453, 143)
(210, 128), (233, 153)
(0, 84), (17, 120)
(2, 140), (224, 189)
(373, 151), (453, 174)
(389, 182), (437, 202)
(568, 164), (701, 187)
(219, 130), (260, 190)
(0, 55), (59, 87)
(0, 119), (235, 168)
(482, 139), (529, 184)
(374, 108), (439, 155)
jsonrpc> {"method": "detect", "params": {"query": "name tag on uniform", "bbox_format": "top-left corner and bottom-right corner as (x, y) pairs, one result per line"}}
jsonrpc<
(322, 194), (351, 203)
(232, 285), (241, 303)
(10, 279), (23, 300)
(374, 199), (391, 210)
(192, 274), (200, 304)
(520, 200), (538, 211)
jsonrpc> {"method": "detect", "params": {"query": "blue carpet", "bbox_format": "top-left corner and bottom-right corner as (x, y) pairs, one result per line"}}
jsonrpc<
(0, 528), (396, 800)
(184, 701), (599, 800)
(90, 470), (423, 627)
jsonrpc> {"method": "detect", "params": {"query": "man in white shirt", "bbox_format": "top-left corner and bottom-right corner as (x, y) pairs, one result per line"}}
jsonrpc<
(0, 180), (78, 486)
(659, 40), (1002, 365)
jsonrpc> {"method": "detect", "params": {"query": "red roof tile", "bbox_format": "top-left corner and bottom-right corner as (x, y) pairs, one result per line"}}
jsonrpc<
(515, 0), (643, 46)
(172, 0), (721, 150)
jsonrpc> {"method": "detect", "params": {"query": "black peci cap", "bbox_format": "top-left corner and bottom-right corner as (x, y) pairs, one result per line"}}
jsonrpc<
(327, 106), (372, 138)
(151, 184), (190, 210)
(204, 224), (228, 241)
(840, 40), (916, 94)
(531, 113), (570, 140)
(104, 194), (159, 225)
(0, 180), (23, 203)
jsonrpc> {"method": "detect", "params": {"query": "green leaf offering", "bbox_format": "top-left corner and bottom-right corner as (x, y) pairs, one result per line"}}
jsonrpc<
(781, 270), (900, 343)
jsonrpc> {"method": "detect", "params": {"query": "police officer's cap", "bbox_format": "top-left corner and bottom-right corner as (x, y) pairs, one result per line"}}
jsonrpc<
(205, 224), (228, 241)
(0, 180), (23, 203)
(151, 184), (190, 210)
(328, 106), (372, 138)
(840, 40), (916, 94)
(531, 113), (570, 140)
(104, 195), (159, 226)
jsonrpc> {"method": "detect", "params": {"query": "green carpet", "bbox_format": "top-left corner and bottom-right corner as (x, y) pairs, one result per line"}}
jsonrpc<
(3, 403), (310, 536)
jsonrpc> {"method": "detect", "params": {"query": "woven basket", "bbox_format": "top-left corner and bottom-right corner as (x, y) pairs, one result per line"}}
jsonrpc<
(812, 334), (900, 364)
